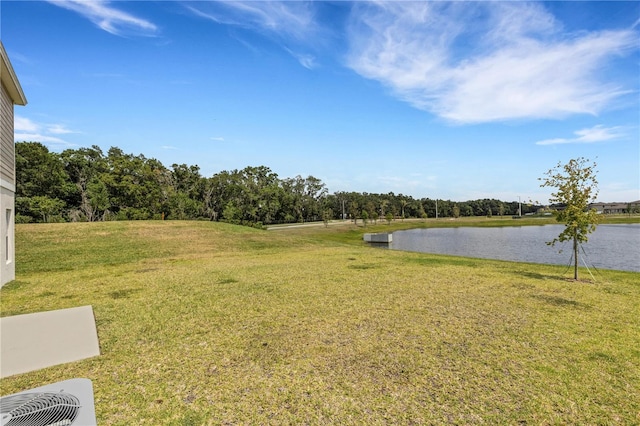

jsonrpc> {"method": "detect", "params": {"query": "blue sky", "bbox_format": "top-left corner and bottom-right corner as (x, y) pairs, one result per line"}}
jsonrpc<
(3, 0), (639, 202)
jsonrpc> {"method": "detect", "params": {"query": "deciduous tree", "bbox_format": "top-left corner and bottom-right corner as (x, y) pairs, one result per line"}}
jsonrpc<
(540, 157), (600, 280)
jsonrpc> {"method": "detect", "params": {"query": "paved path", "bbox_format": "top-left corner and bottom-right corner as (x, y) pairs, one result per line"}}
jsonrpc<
(0, 306), (100, 378)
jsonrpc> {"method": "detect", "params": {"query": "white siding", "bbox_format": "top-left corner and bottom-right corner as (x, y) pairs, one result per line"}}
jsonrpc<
(0, 42), (23, 287)
(0, 82), (15, 286)
(1, 82), (14, 186)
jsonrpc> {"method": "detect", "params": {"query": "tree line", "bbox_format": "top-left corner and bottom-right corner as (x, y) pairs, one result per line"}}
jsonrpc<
(15, 142), (538, 225)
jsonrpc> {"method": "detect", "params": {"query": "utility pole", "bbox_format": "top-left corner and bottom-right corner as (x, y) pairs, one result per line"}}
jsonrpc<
(435, 199), (438, 220)
(518, 196), (522, 217)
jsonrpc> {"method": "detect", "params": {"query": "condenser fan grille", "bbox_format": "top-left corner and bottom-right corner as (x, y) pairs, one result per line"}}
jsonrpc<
(1, 379), (95, 426)
(1, 391), (80, 426)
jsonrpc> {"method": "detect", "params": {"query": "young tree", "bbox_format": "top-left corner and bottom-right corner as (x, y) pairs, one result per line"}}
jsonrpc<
(361, 210), (369, 227)
(452, 205), (460, 219)
(385, 212), (393, 225)
(540, 157), (600, 280)
(322, 208), (333, 227)
(349, 201), (359, 225)
(371, 211), (379, 224)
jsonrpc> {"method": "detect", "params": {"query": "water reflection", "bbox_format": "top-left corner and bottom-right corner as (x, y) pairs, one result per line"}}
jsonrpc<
(389, 224), (640, 272)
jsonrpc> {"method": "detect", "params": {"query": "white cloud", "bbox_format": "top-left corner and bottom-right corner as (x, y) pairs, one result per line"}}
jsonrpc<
(14, 116), (40, 133)
(14, 133), (69, 145)
(14, 115), (79, 149)
(47, 124), (79, 135)
(186, 1), (320, 68)
(187, 1), (316, 42)
(346, 2), (638, 123)
(285, 48), (317, 70)
(210, 137), (225, 142)
(46, 0), (157, 36)
(297, 54), (316, 70)
(535, 125), (627, 145)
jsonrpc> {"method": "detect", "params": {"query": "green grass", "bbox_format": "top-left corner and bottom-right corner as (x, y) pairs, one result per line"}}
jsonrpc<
(1, 220), (639, 425)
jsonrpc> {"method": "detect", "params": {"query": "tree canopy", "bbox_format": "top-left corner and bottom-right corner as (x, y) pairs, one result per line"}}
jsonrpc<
(15, 141), (542, 225)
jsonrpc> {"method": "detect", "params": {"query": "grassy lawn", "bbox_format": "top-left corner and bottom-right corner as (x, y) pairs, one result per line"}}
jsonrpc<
(1, 220), (639, 424)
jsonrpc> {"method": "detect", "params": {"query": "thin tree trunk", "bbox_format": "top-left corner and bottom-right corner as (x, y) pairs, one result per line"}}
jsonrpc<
(573, 229), (578, 280)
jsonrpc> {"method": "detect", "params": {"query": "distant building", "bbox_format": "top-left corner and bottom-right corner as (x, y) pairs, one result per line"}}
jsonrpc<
(590, 201), (640, 214)
(1, 41), (27, 287)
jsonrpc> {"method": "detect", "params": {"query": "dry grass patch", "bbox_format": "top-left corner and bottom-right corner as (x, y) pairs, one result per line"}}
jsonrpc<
(1, 221), (639, 424)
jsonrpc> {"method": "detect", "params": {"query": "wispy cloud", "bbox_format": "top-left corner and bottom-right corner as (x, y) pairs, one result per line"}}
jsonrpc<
(535, 125), (627, 146)
(47, 124), (79, 135)
(46, 0), (158, 37)
(186, 1), (316, 41)
(210, 137), (225, 142)
(284, 47), (317, 70)
(14, 116), (39, 133)
(346, 2), (638, 124)
(14, 116), (79, 149)
(14, 133), (71, 147)
(185, 1), (320, 68)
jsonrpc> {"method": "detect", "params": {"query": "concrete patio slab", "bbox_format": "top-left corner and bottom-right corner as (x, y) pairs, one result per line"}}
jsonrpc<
(0, 305), (100, 378)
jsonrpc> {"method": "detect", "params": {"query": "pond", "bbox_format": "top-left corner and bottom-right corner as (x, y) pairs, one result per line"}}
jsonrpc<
(388, 224), (640, 272)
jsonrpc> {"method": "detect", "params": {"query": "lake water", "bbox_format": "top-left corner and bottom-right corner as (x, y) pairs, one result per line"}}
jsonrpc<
(389, 224), (640, 272)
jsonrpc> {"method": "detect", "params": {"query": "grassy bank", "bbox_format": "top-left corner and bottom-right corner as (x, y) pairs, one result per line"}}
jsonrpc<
(1, 220), (639, 424)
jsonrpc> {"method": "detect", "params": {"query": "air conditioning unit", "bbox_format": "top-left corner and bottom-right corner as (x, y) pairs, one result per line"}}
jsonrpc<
(0, 378), (96, 426)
